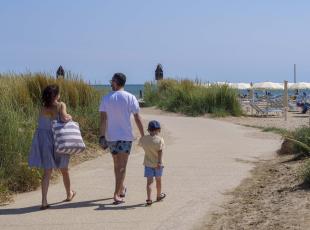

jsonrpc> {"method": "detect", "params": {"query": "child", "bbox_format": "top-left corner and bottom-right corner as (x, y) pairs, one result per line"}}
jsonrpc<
(139, 120), (166, 205)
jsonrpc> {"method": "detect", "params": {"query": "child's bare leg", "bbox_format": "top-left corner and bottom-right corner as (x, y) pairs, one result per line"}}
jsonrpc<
(146, 177), (154, 201)
(155, 177), (162, 198)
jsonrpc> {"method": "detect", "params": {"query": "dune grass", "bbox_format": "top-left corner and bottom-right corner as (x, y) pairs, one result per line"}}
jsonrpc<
(289, 127), (310, 184)
(0, 73), (102, 202)
(144, 79), (242, 117)
(272, 126), (310, 184)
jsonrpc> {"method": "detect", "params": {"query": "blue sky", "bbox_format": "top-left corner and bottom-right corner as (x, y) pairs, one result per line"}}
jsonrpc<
(0, 0), (309, 84)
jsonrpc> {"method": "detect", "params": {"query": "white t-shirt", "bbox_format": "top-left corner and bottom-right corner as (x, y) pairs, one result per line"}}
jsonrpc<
(99, 90), (140, 142)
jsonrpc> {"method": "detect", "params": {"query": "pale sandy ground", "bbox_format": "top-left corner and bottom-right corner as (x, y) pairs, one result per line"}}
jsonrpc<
(0, 109), (281, 230)
(200, 108), (310, 229)
(215, 111), (310, 131)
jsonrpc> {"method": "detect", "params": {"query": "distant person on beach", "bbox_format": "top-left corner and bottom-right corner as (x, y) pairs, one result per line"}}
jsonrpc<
(139, 120), (166, 205)
(99, 73), (144, 204)
(28, 85), (76, 210)
(56, 66), (65, 79)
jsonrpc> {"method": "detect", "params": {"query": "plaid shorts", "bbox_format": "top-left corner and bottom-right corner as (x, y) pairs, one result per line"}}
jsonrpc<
(108, 141), (132, 155)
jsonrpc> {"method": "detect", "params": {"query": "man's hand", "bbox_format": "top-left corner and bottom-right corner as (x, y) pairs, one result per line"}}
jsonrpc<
(99, 136), (108, 150)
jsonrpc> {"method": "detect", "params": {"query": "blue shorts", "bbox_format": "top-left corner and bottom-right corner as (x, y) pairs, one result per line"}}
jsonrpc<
(108, 141), (132, 155)
(144, 166), (163, 178)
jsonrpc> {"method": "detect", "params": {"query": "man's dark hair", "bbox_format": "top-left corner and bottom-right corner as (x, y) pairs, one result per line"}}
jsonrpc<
(112, 73), (126, 87)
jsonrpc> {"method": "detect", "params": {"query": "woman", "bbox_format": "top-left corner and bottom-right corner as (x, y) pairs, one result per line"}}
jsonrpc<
(28, 84), (76, 210)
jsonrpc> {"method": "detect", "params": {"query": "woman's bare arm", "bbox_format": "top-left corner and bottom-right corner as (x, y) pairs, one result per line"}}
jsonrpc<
(59, 102), (72, 122)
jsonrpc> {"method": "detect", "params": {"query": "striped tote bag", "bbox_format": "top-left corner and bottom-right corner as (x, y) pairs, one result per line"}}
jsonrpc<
(52, 120), (86, 155)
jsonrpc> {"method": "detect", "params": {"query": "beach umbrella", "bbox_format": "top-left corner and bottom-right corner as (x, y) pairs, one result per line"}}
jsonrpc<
(288, 82), (310, 89)
(253, 82), (284, 90)
(214, 81), (228, 86)
(229, 83), (252, 89)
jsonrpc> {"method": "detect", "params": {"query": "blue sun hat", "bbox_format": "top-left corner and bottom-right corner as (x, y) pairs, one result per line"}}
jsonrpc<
(148, 120), (161, 131)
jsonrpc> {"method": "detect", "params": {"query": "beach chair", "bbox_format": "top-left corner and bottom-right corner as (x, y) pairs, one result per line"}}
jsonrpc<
(249, 102), (283, 117)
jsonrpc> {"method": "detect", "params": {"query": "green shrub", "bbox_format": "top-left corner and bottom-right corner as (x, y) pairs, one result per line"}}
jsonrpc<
(291, 127), (310, 155)
(284, 127), (310, 184)
(0, 73), (103, 201)
(300, 158), (310, 184)
(144, 79), (242, 117)
(7, 164), (42, 192)
(0, 182), (11, 204)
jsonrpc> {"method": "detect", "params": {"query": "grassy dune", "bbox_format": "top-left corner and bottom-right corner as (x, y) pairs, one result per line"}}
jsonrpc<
(144, 79), (242, 117)
(0, 73), (102, 202)
(270, 126), (310, 183)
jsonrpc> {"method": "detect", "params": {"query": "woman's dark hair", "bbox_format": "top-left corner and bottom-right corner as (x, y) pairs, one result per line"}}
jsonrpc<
(42, 85), (60, 107)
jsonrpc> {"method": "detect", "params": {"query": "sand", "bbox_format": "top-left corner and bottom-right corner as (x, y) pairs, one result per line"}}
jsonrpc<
(215, 111), (309, 131)
(199, 155), (310, 230)
(200, 108), (310, 229)
(0, 109), (280, 230)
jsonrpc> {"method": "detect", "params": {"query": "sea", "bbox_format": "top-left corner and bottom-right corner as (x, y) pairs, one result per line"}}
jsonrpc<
(92, 84), (310, 98)
(92, 84), (145, 97)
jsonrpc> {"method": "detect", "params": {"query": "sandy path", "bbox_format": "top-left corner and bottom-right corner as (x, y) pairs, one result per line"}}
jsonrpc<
(0, 113), (281, 230)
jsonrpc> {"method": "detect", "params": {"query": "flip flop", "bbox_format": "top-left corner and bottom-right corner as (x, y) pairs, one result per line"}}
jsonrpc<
(64, 191), (76, 202)
(146, 200), (153, 206)
(40, 205), (50, 210)
(120, 187), (127, 198)
(156, 193), (166, 202)
(113, 199), (125, 205)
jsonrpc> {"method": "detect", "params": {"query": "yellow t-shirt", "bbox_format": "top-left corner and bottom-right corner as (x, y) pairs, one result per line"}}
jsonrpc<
(140, 135), (165, 168)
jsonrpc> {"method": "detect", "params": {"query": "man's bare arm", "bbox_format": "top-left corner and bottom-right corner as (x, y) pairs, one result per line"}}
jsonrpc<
(134, 113), (144, 137)
(100, 112), (107, 137)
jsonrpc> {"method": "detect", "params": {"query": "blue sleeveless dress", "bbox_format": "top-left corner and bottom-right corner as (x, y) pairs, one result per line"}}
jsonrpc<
(28, 115), (70, 169)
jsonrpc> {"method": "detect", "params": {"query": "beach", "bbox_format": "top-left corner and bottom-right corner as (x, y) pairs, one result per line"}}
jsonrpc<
(0, 108), (281, 230)
(215, 111), (309, 131)
(2, 1), (310, 229)
(198, 109), (310, 229)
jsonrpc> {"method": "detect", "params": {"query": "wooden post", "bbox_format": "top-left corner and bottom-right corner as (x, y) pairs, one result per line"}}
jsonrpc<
(139, 90), (143, 99)
(155, 64), (164, 82)
(294, 64), (297, 83)
(284, 80), (288, 121)
(250, 82), (254, 115)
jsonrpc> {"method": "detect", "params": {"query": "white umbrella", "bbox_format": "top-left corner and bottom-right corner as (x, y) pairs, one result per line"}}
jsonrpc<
(253, 82), (284, 90)
(288, 82), (310, 89)
(214, 81), (228, 86)
(229, 83), (252, 90)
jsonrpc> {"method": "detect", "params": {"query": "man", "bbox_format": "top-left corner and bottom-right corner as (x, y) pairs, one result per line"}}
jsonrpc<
(99, 73), (144, 204)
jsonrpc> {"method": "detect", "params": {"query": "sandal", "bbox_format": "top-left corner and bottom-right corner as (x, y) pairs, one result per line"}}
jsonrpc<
(40, 205), (50, 210)
(113, 200), (125, 205)
(146, 200), (153, 206)
(156, 193), (166, 202)
(120, 187), (127, 198)
(113, 197), (125, 205)
(64, 191), (76, 202)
